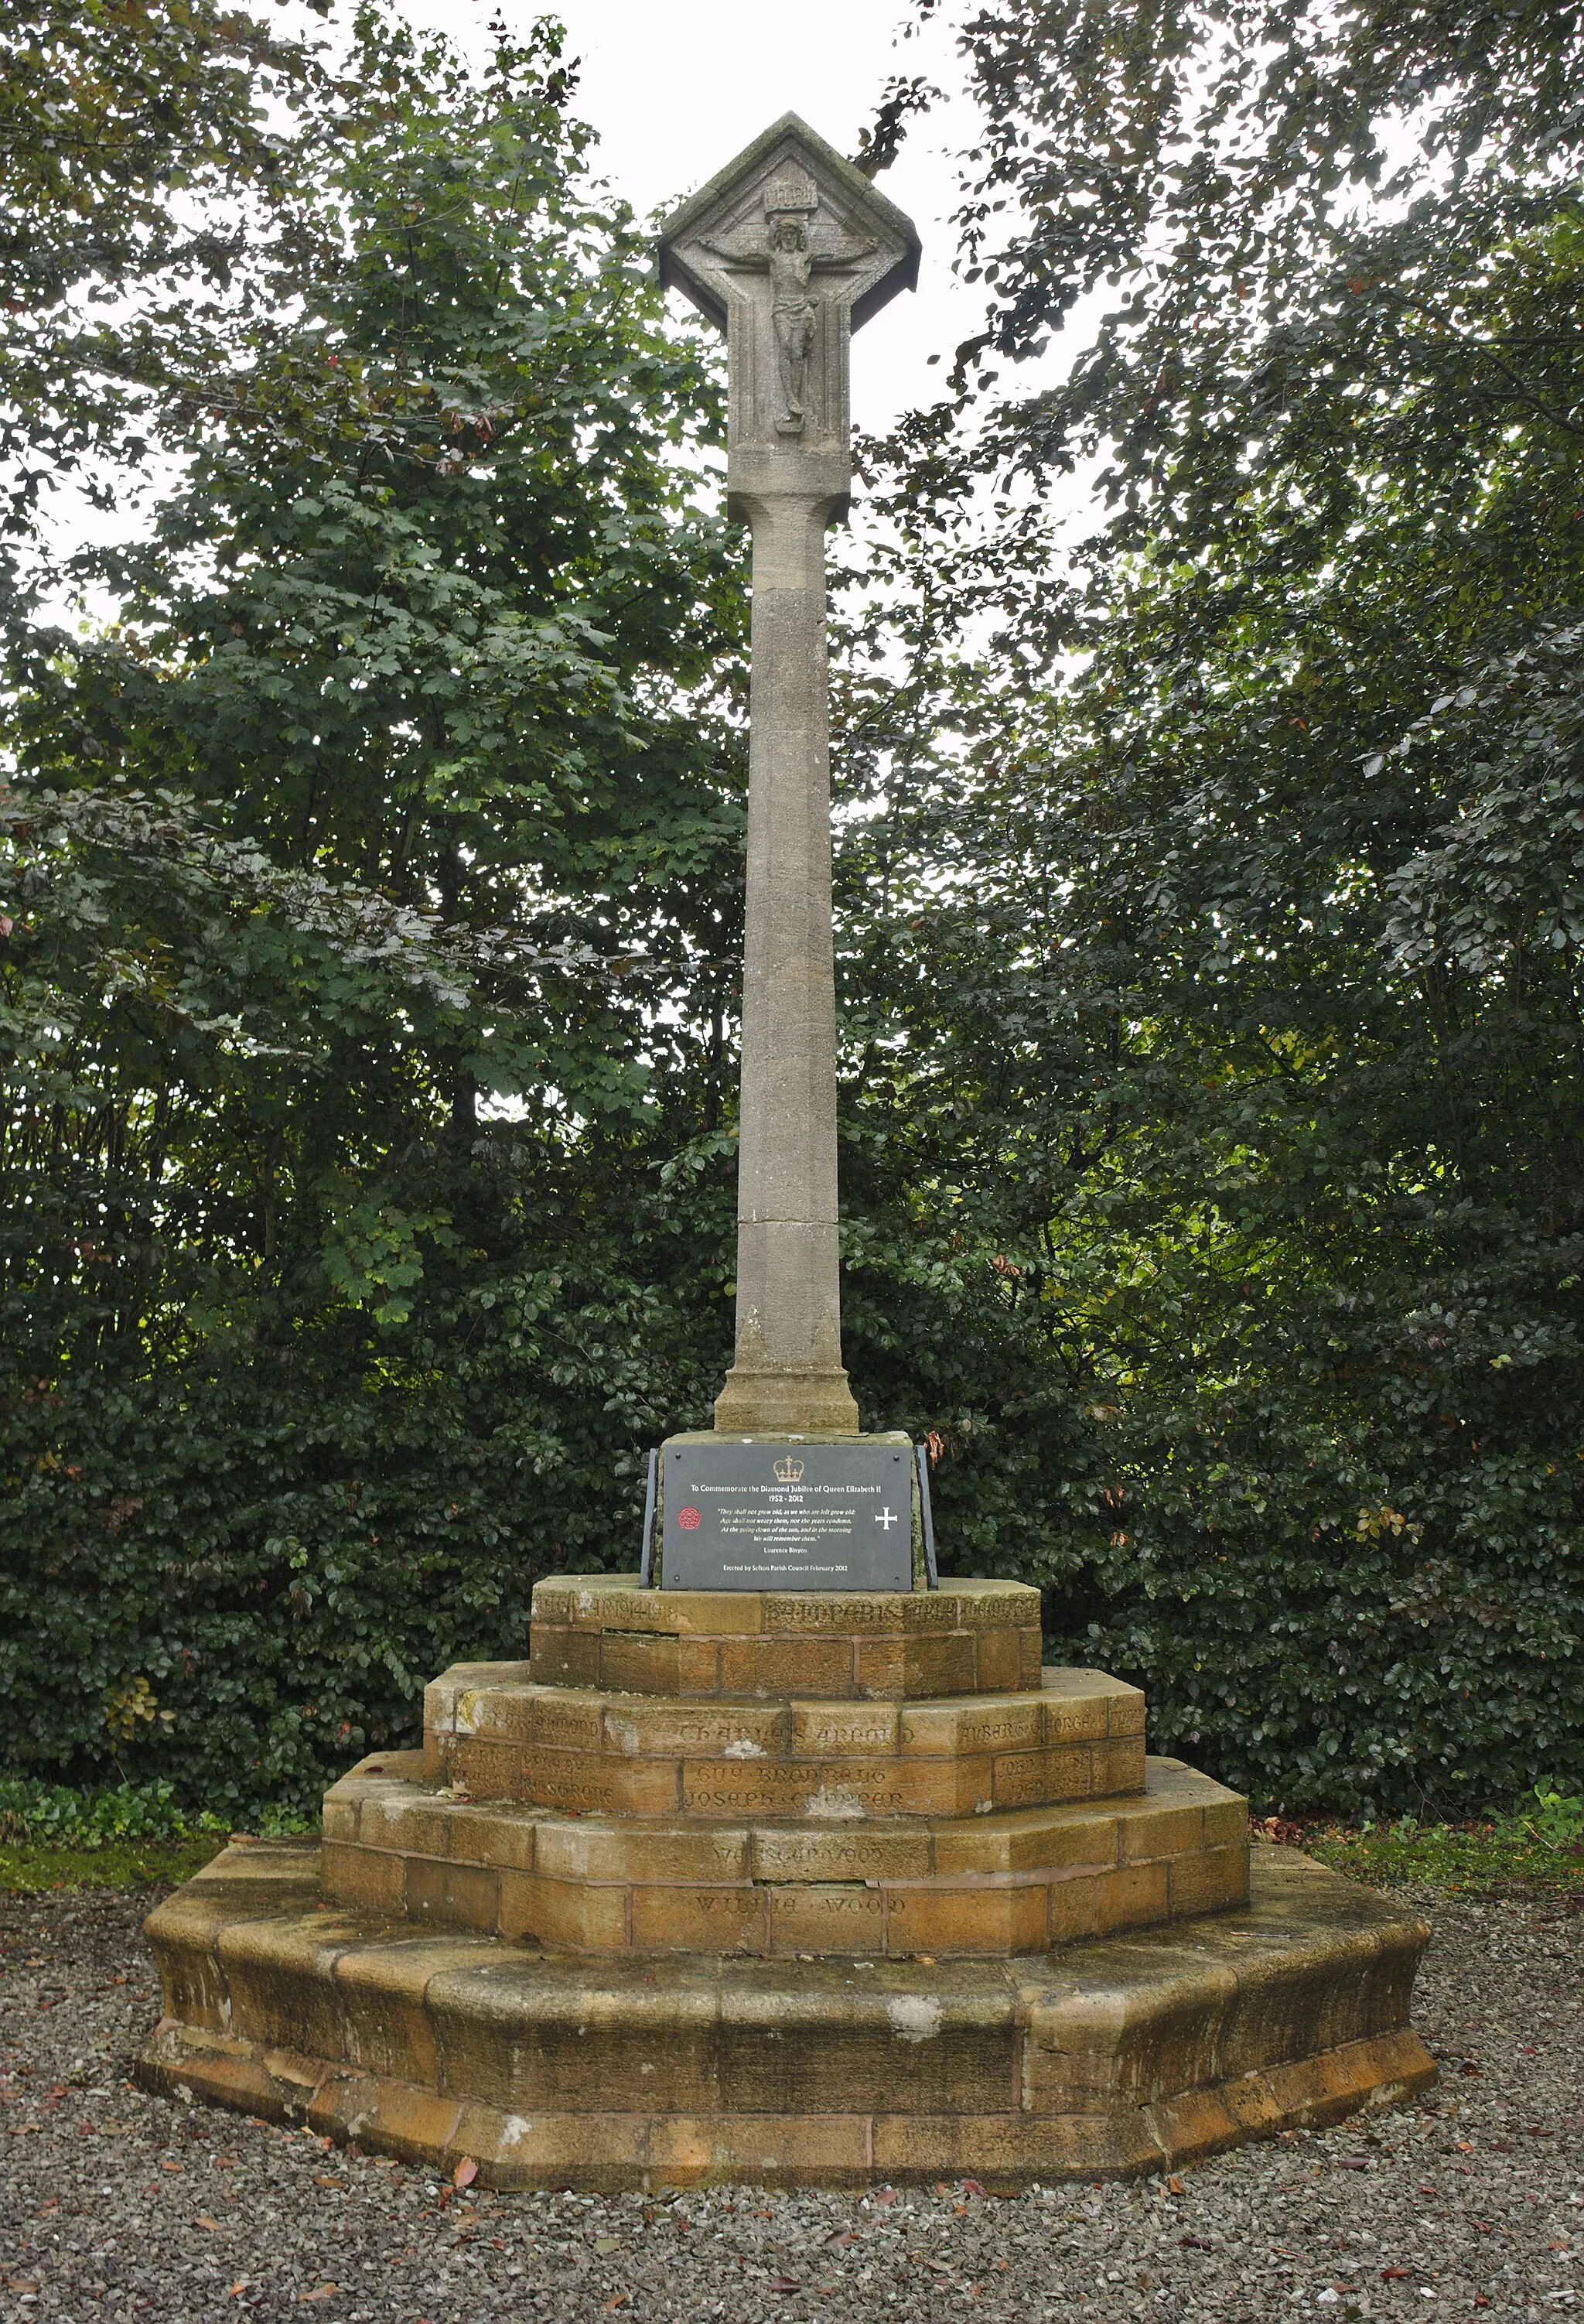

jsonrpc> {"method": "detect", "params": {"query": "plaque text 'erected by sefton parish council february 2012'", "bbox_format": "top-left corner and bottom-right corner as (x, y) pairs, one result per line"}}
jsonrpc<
(660, 1441), (913, 1591)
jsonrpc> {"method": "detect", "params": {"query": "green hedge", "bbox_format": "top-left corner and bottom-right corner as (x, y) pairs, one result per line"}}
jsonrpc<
(4, 1201), (1580, 1823)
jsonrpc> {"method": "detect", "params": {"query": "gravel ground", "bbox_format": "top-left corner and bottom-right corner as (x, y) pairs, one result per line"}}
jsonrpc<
(0, 1878), (1579, 2323)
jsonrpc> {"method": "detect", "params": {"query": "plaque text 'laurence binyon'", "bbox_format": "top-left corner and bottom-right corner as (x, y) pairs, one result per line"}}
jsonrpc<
(661, 1441), (913, 1591)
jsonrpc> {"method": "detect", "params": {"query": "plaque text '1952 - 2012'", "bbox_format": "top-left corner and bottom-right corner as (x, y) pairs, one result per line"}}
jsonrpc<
(660, 1441), (913, 1592)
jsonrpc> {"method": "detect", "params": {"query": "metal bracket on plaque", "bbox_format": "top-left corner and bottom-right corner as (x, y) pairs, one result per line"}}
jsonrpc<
(915, 1441), (939, 1590)
(639, 1446), (660, 1587)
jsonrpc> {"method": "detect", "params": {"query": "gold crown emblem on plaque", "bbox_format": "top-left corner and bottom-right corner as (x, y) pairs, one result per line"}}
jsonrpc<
(773, 1454), (806, 1483)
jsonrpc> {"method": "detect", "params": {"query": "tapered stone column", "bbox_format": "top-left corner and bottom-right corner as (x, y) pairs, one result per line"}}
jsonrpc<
(659, 115), (920, 1435)
(719, 455), (852, 1430)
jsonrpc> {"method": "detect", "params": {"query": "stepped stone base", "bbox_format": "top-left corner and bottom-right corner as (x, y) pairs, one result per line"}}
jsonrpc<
(138, 1840), (1434, 2191)
(138, 1585), (1434, 2186)
(419, 1663), (1144, 1817)
(322, 1753), (1246, 1957)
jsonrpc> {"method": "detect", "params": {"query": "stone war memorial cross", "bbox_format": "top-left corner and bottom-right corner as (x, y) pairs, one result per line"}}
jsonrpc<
(135, 113), (1435, 2196)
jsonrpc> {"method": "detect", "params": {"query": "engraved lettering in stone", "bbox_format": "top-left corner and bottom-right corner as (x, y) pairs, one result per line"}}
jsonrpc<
(681, 1769), (906, 1815)
(772, 1599), (893, 1629)
(802, 1720), (893, 1749)
(650, 1721), (760, 1752)
(534, 1707), (599, 1750)
(776, 1891), (882, 1919)
(592, 1594), (657, 1627)
(958, 1717), (1033, 1748)
(992, 1758), (1050, 1806)
(766, 1841), (871, 1873)
(528, 1766), (614, 1810)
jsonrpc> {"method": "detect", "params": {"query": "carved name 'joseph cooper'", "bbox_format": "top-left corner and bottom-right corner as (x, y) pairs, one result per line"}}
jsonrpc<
(660, 116), (919, 1436)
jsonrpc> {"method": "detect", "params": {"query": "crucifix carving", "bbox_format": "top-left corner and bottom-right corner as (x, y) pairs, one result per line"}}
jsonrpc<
(698, 175), (879, 438)
(660, 117), (919, 1437)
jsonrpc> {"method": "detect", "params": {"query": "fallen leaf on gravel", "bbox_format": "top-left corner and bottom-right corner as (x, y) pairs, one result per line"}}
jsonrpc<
(160, 2158), (183, 2172)
(961, 2179), (988, 2196)
(1339, 2156), (1371, 2169)
(872, 2189), (897, 2207)
(1167, 2176), (1184, 2195)
(196, 2216), (225, 2232)
(297, 2286), (337, 2304)
(1528, 2126), (1555, 2137)
(768, 2274), (803, 2292)
(452, 2156), (479, 2187)
(604, 2298), (630, 2312)
(313, 2175), (346, 2189)
(1179, 2236), (1213, 2251)
(1383, 2268), (1414, 2281)
(824, 2231), (858, 2248)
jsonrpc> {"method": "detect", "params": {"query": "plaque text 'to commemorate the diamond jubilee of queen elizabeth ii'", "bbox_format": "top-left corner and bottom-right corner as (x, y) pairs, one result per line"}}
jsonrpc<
(661, 1441), (913, 1591)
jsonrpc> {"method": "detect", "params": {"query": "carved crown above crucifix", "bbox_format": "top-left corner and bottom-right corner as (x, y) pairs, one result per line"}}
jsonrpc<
(659, 114), (920, 462)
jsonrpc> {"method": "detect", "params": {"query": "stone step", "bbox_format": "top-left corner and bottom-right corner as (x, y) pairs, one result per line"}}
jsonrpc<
(422, 1665), (1145, 1817)
(321, 1755), (1247, 1957)
(525, 1574), (1043, 1700)
(138, 1838), (1435, 2189)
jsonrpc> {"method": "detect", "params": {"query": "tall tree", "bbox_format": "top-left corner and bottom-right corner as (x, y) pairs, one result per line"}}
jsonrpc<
(0, 0), (319, 540)
(0, 9), (751, 1810)
(827, 0), (1584, 1809)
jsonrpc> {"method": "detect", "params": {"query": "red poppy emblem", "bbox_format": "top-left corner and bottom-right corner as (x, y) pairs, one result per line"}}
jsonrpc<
(677, 1505), (702, 1530)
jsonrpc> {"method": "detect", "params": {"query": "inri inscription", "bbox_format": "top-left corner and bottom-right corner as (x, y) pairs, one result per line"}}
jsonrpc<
(661, 1441), (913, 1592)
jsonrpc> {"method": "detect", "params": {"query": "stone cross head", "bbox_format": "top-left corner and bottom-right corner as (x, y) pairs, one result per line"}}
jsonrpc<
(659, 113), (920, 461)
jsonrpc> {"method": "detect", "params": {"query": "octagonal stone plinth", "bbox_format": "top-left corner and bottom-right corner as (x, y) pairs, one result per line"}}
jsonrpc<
(138, 1840), (1435, 2190)
(419, 1664), (1144, 1816)
(320, 1753), (1246, 1957)
(525, 1576), (1042, 1700)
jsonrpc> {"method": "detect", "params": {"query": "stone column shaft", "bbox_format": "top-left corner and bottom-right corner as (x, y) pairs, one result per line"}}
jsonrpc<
(713, 467), (859, 1435)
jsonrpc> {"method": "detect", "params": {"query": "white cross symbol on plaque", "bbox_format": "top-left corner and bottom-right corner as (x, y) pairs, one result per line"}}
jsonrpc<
(876, 1506), (899, 1530)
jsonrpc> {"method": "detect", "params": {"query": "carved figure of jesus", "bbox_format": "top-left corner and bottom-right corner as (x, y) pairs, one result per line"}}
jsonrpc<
(767, 217), (818, 431)
(702, 212), (878, 436)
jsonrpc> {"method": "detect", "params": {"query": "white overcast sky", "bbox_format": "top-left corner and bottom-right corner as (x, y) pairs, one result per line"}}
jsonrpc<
(397, 0), (987, 434)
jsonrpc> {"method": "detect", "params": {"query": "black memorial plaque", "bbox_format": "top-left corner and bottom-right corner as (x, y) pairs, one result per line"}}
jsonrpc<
(661, 1441), (914, 1591)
